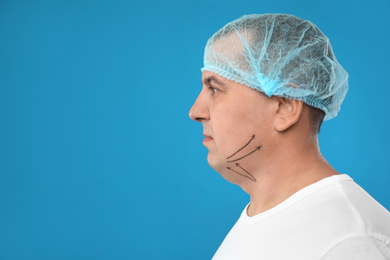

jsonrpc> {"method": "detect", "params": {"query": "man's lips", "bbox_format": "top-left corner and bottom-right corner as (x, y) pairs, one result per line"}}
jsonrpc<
(203, 134), (213, 142)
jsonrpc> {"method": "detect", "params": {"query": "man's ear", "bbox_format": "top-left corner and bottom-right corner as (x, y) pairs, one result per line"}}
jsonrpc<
(273, 97), (304, 132)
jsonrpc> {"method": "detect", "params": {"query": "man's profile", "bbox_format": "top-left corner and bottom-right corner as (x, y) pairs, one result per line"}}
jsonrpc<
(189, 14), (390, 259)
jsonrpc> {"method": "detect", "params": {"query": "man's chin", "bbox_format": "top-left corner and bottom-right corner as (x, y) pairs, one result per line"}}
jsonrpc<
(207, 153), (225, 172)
(207, 153), (251, 186)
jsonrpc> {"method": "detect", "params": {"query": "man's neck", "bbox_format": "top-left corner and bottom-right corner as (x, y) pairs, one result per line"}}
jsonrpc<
(244, 143), (339, 217)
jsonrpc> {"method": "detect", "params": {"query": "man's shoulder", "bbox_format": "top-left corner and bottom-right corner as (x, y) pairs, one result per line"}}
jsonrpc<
(272, 174), (390, 258)
(316, 175), (390, 232)
(289, 174), (390, 246)
(293, 174), (390, 227)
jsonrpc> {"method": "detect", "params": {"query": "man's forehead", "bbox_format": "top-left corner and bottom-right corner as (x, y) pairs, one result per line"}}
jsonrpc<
(201, 71), (272, 101)
(201, 71), (226, 86)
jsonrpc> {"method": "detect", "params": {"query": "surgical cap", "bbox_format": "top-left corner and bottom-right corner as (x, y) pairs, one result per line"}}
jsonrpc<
(201, 14), (348, 120)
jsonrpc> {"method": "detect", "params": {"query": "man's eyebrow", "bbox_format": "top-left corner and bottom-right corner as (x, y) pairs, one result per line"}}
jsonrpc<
(201, 76), (225, 86)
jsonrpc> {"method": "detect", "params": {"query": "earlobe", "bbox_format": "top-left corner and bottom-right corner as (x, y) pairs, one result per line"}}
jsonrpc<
(274, 97), (304, 132)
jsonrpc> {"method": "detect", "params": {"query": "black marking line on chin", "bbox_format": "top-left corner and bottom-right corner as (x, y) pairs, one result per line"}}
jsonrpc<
(227, 146), (261, 163)
(226, 166), (256, 183)
(235, 163), (257, 182)
(226, 135), (255, 160)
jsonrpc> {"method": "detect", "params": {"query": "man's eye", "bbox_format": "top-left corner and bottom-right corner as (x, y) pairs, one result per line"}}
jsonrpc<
(209, 86), (218, 93)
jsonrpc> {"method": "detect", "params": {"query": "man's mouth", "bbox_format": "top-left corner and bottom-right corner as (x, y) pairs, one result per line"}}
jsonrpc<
(203, 134), (213, 142)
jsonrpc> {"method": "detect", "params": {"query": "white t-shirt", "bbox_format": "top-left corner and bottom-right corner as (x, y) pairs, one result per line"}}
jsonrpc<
(212, 174), (390, 260)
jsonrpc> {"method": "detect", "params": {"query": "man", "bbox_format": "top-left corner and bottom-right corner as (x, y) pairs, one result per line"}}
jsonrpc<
(189, 14), (390, 259)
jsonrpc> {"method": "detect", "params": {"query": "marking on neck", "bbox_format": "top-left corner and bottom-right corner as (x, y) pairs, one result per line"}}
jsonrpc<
(226, 134), (255, 160)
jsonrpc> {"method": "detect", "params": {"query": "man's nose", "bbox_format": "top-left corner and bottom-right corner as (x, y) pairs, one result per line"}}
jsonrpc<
(189, 92), (209, 122)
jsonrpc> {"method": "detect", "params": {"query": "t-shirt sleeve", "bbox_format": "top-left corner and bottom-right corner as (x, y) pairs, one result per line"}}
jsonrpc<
(320, 235), (390, 260)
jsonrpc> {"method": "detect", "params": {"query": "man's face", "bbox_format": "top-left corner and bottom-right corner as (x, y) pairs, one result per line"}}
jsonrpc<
(189, 71), (276, 184)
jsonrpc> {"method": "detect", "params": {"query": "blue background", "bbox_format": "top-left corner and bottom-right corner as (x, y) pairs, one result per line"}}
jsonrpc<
(1, 0), (389, 259)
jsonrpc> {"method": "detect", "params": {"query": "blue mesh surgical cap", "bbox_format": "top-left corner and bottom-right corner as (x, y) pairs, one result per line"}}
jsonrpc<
(201, 13), (348, 120)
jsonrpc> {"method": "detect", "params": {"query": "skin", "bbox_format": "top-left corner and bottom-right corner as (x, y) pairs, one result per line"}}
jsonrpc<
(189, 71), (340, 217)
